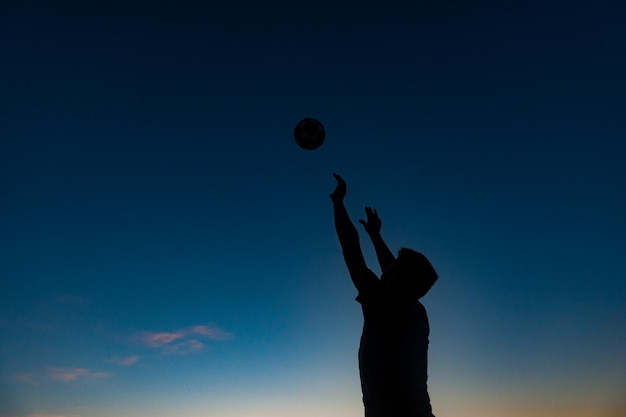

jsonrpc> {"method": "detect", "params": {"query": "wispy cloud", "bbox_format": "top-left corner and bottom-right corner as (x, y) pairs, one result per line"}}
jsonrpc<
(14, 372), (38, 384)
(12, 368), (110, 386)
(135, 324), (231, 355)
(187, 325), (232, 340)
(140, 331), (186, 348)
(162, 339), (205, 355)
(46, 367), (111, 382)
(27, 414), (80, 417)
(107, 355), (140, 366)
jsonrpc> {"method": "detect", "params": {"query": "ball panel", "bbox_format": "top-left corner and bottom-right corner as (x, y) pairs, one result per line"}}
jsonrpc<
(294, 118), (325, 150)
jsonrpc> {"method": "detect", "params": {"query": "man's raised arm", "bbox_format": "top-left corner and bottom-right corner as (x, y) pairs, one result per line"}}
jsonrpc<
(359, 207), (396, 273)
(330, 173), (369, 291)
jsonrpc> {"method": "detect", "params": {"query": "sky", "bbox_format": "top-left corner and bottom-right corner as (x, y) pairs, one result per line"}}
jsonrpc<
(1, 1), (625, 416)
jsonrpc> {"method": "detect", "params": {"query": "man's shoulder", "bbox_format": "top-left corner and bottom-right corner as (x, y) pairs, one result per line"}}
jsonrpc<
(355, 269), (382, 304)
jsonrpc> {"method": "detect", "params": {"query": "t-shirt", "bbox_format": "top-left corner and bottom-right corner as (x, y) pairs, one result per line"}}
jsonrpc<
(356, 269), (435, 417)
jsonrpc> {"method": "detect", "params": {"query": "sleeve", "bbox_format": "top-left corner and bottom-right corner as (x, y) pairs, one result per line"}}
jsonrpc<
(355, 268), (382, 304)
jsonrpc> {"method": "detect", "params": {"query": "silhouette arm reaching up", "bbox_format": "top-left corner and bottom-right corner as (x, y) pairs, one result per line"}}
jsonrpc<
(359, 207), (396, 273)
(330, 173), (369, 291)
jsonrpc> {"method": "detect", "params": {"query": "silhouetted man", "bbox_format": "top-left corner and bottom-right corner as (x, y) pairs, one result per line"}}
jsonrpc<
(330, 173), (437, 417)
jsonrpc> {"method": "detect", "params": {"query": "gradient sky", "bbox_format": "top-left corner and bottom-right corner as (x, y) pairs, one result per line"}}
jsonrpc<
(1, 1), (625, 417)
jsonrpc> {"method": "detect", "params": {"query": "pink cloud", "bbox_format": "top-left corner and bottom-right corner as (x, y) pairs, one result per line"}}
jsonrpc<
(135, 324), (231, 355)
(187, 325), (232, 340)
(139, 331), (185, 347)
(162, 339), (205, 355)
(108, 355), (140, 366)
(46, 367), (111, 382)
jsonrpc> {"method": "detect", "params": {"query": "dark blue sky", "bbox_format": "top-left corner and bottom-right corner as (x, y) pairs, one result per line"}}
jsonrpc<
(2, 2), (625, 417)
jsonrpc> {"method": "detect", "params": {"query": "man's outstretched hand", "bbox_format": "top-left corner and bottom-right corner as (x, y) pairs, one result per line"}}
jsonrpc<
(359, 206), (382, 235)
(330, 173), (346, 203)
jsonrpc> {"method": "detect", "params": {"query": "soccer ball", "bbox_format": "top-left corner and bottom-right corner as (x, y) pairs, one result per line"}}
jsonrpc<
(294, 118), (325, 150)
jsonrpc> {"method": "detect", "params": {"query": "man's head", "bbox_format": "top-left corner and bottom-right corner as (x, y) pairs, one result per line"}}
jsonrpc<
(383, 248), (438, 299)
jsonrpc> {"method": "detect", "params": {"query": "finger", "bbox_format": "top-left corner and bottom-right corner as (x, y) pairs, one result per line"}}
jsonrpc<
(358, 219), (366, 225)
(374, 208), (379, 217)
